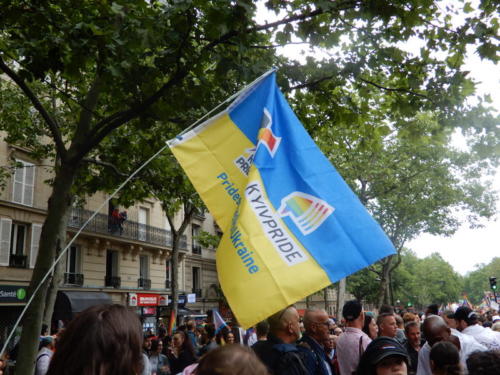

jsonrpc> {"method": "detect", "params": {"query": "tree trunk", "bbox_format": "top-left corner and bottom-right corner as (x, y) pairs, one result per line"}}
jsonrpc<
(376, 256), (393, 308)
(42, 228), (68, 330)
(15, 163), (76, 375)
(337, 278), (346, 317)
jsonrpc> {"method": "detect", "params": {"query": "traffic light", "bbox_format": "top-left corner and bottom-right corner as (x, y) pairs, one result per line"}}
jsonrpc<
(489, 277), (497, 291)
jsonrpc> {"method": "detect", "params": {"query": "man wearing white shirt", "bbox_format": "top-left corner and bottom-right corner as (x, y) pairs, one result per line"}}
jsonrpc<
(416, 315), (486, 375)
(454, 306), (500, 351)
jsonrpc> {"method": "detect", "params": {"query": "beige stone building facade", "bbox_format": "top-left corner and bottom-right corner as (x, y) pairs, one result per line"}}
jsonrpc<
(0, 136), (220, 341)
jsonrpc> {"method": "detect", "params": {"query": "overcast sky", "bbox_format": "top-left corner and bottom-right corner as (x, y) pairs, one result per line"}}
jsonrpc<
(255, 2), (499, 276)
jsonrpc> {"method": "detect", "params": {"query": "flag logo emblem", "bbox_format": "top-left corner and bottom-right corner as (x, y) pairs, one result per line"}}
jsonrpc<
(258, 108), (281, 157)
(278, 192), (334, 235)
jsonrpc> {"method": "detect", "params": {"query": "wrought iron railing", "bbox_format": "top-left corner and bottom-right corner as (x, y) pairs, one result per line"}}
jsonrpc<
(192, 245), (202, 255)
(64, 272), (84, 286)
(9, 254), (27, 268)
(138, 278), (151, 289)
(68, 207), (185, 248)
(104, 275), (121, 288)
(193, 288), (202, 298)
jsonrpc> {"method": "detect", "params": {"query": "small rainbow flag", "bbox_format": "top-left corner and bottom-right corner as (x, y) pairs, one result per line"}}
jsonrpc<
(168, 309), (176, 335)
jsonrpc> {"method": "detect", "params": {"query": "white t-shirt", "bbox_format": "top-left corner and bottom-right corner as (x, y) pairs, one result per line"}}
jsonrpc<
(462, 324), (500, 350)
(416, 331), (486, 375)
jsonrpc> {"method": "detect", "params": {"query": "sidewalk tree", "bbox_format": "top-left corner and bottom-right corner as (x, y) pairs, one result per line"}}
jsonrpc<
(0, 1), (498, 372)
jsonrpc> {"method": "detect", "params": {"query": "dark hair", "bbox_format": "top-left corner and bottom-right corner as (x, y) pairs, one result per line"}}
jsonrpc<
(174, 330), (196, 358)
(255, 320), (269, 338)
(195, 344), (269, 375)
(151, 339), (163, 353)
(466, 350), (500, 375)
(205, 323), (216, 340)
(47, 304), (143, 375)
(404, 321), (419, 333)
(379, 304), (394, 315)
(376, 313), (395, 326)
(426, 304), (439, 316)
(430, 341), (461, 375)
(362, 315), (374, 338)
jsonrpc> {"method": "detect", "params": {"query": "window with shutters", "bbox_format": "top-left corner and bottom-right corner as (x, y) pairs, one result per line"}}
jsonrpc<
(66, 246), (81, 274)
(12, 160), (35, 206)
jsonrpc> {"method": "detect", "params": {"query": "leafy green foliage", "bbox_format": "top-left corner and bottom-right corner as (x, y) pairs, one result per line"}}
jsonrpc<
(463, 257), (500, 304)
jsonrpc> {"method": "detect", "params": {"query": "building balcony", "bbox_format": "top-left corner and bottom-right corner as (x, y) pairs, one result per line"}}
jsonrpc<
(64, 272), (84, 286)
(68, 207), (184, 248)
(104, 275), (121, 288)
(138, 278), (151, 289)
(193, 288), (202, 298)
(192, 245), (202, 255)
(9, 254), (27, 268)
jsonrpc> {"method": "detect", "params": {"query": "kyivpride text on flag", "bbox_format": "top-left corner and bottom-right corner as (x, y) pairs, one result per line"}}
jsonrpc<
(245, 181), (307, 266)
(217, 172), (242, 205)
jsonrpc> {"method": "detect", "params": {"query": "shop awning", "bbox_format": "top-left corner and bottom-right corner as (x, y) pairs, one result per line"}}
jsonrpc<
(53, 291), (112, 321)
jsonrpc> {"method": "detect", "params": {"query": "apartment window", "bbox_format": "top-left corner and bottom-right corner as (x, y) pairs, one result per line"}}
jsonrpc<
(105, 250), (120, 287)
(138, 207), (149, 241)
(65, 246), (83, 285)
(165, 260), (172, 289)
(12, 160), (35, 206)
(192, 266), (201, 295)
(0, 220), (41, 268)
(139, 255), (149, 279)
(66, 246), (81, 274)
(192, 224), (201, 255)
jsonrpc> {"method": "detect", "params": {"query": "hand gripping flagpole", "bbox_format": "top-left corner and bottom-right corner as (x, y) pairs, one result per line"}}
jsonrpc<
(0, 67), (277, 358)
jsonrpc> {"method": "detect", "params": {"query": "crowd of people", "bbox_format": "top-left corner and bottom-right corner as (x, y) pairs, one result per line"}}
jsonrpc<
(2, 301), (500, 375)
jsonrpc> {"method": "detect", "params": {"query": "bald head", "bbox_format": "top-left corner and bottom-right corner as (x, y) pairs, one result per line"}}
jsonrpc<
(303, 308), (330, 342)
(423, 315), (451, 347)
(268, 306), (301, 343)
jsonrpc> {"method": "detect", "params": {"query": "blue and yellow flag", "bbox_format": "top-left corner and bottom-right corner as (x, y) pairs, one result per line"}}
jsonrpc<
(168, 71), (395, 328)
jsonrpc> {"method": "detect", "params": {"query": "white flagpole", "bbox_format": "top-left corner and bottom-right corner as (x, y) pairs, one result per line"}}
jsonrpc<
(0, 67), (277, 358)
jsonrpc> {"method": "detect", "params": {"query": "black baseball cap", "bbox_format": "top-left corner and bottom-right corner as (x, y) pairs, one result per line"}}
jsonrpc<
(362, 337), (410, 365)
(342, 300), (362, 321)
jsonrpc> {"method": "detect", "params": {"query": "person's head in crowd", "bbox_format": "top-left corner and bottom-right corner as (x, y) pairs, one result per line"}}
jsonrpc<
(423, 315), (452, 347)
(158, 326), (167, 339)
(46, 304), (143, 375)
(224, 331), (235, 344)
(402, 312), (418, 324)
(492, 321), (500, 332)
(195, 344), (269, 375)
(205, 324), (216, 342)
(343, 300), (365, 328)
(39, 336), (55, 351)
(404, 321), (421, 349)
(426, 304), (439, 317)
(379, 305), (395, 315)
(267, 305), (301, 344)
(41, 324), (49, 336)
(441, 310), (457, 330)
(328, 319), (337, 333)
(466, 349), (500, 375)
(255, 320), (269, 341)
(363, 314), (379, 340)
(323, 334), (336, 354)
(151, 339), (164, 355)
(492, 315), (500, 324)
(173, 330), (196, 357)
(303, 308), (331, 343)
(453, 306), (478, 331)
(357, 337), (409, 375)
(143, 335), (153, 352)
(377, 313), (398, 338)
(187, 319), (196, 332)
(334, 327), (343, 336)
(430, 341), (461, 375)
(395, 315), (404, 330)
